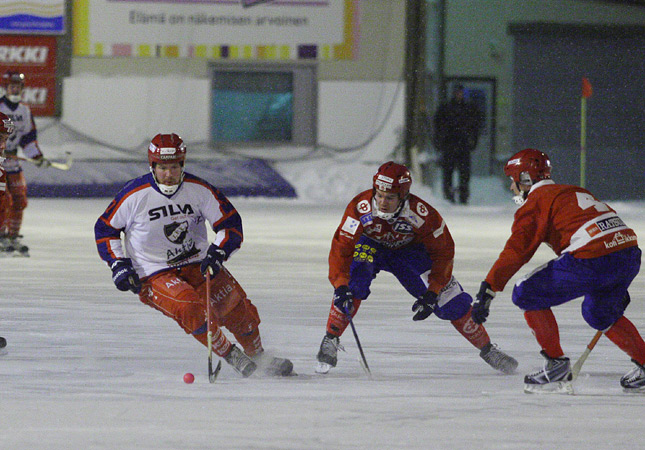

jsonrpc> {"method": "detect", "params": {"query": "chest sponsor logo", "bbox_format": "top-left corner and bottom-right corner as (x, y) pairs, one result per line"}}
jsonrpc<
(392, 222), (413, 234)
(149, 203), (194, 221)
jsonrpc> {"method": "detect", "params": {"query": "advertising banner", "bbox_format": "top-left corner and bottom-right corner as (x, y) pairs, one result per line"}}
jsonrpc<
(0, 0), (65, 34)
(0, 35), (58, 116)
(73, 0), (359, 60)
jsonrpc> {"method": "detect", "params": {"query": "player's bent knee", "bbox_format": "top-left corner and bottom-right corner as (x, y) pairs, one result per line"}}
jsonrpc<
(434, 292), (471, 321)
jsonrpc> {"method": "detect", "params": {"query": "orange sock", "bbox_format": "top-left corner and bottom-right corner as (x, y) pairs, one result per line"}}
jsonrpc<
(234, 327), (263, 357)
(524, 309), (564, 358)
(451, 308), (490, 349)
(193, 326), (232, 357)
(605, 316), (645, 365)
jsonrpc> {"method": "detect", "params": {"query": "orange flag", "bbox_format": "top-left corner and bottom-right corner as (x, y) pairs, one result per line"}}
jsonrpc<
(582, 77), (593, 98)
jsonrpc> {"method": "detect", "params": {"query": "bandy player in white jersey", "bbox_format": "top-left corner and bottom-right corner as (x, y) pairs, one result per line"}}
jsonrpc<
(95, 133), (292, 377)
(0, 71), (51, 257)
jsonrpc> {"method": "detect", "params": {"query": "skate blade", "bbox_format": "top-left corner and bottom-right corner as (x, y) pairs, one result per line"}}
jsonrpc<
(524, 381), (574, 395)
(315, 362), (332, 374)
(622, 385), (645, 394)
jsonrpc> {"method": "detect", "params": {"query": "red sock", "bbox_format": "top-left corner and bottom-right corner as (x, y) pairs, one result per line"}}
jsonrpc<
(451, 308), (490, 349)
(325, 299), (362, 337)
(524, 309), (564, 358)
(605, 316), (645, 365)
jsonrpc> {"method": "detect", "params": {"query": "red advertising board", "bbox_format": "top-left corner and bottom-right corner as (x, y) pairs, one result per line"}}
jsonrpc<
(0, 35), (58, 116)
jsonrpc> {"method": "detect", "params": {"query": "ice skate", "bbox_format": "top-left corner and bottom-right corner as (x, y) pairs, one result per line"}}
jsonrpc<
(224, 345), (257, 378)
(4, 236), (29, 257)
(252, 351), (294, 376)
(524, 351), (573, 394)
(315, 334), (343, 374)
(479, 342), (518, 374)
(620, 359), (645, 393)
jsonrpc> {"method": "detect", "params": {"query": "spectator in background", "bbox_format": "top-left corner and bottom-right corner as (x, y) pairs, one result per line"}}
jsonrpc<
(433, 85), (483, 204)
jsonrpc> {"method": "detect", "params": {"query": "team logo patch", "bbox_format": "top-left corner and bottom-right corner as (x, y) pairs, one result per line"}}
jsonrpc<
(416, 202), (429, 217)
(164, 221), (189, 244)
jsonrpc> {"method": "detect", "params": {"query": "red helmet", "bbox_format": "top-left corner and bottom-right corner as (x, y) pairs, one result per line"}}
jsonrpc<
(504, 148), (551, 185)
(0, 111), (14, 136)
(148, 133), (186, 167)
(373, 161), (412, 198)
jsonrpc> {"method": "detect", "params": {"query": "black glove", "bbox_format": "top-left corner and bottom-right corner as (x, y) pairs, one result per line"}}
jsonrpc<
(110, 258), (141, 294)
(33, 156), (51, 168)
(333, 285), (354, 314)
(412, 290), (438, 321)
(201, 244), (227, 276)
(472, 281), (495, 324)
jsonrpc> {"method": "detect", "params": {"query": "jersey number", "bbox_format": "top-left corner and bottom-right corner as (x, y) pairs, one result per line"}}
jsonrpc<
(576, 192), (609, 212)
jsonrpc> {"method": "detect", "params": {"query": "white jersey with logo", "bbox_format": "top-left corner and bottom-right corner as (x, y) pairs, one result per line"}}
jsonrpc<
(95, 172), (243, 279)
(0, 96), (42, 173)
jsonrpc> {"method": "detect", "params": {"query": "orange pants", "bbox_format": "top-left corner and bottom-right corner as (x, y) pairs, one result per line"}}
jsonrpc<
(139, 264), (262, 357)
(0, 171), (27, 237)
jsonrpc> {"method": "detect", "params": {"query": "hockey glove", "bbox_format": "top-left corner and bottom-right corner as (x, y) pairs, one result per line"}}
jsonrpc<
(472, 281), (495, 324)
(333, 285), (354, 314)
(412, 290), (438, 321)
(110, 258), (141, 294)
(201, 244), (227, 276)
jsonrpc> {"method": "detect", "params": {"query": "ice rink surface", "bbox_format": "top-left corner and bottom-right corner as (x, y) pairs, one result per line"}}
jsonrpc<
(2, 196), (644, 449)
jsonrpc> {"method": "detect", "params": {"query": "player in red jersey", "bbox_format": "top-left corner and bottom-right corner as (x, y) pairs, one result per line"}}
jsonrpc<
(316, 161), (517, 374)
(473, 148), (645, 392)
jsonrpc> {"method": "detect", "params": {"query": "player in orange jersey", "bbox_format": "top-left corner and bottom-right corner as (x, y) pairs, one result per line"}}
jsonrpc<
(473, 148), (645, 393)
(316, 161), (517, 375)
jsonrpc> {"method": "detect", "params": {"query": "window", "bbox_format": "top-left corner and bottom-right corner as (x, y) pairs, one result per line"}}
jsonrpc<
(209, 62), (317, 147)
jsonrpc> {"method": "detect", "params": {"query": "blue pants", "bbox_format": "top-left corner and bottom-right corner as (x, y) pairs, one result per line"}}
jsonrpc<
(512, 246), (641, 330)
(348, 236), (472, 321)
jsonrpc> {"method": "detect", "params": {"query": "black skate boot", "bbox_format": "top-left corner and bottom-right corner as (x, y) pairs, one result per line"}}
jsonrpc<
(524, 351), (573, 394)
(315, 334), (343, 374)
(480, 343), (518, 374)
(224, 345), (257, 378)
(620, 359), (645, 393)
(5, 235), (29, 257)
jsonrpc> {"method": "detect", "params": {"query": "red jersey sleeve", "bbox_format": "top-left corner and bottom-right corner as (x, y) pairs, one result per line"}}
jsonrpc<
(485, 197), (546, 292)
(328, 194), (365, 288)
(408, 197), (455, 293)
